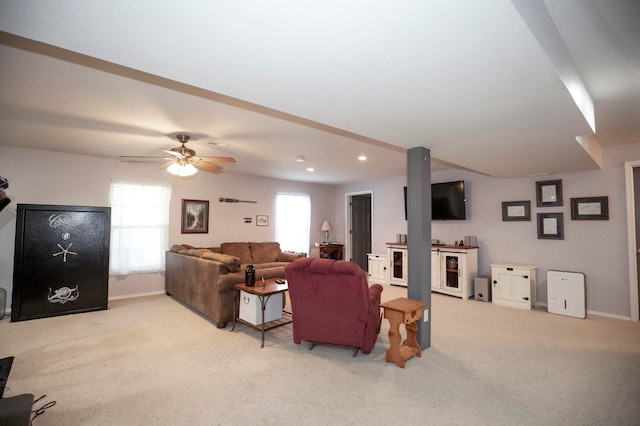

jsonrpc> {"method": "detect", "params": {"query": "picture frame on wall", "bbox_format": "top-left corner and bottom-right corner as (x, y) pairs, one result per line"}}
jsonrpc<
(256, 215), (269, 226)
(502, 200), (531, 221)
(181, 199), (209, 234)
(571, 196), (609, 220)
(537, 212), (564, 240)
(536, 179), (563, 207)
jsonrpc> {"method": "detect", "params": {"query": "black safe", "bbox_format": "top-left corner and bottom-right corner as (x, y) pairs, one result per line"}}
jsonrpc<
(12, 204), (111, 321)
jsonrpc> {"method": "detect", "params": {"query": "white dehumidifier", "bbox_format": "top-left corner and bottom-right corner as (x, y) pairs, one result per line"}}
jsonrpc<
(547, 270), (586, 319)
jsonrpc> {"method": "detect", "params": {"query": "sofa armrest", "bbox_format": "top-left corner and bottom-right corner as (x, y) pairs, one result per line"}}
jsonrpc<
(201, 251), (241, 272)
(277, 251), (304, 262)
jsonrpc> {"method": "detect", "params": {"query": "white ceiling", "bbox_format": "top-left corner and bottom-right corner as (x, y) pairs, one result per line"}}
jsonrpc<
(0, 1), (638, 184)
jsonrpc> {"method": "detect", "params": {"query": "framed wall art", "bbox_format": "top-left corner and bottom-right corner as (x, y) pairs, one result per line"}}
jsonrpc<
(571, 196), (609, 220)
(256, 215), (269, 226)
(502, 200), (531, 221)
(537, 212), (564, 240)
(536, 179), (563, 207)
(181, 199), (209, 233)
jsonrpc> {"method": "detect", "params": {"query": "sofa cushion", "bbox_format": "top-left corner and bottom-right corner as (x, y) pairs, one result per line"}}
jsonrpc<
(249, 242), (281, 264)
(185, 248), (211, 257)
(278, 251), (304, 262)
(220, 243), (252, 264)
(245, 262), (291, 271)
(201, 251), (241, 272)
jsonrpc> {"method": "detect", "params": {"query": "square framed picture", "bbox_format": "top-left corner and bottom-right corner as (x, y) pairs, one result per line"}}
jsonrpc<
(536, 179), (563, 207)
(256, 215), (269, 226)
(181, 199), (209, 233)
(571, 196), (609, 220)
(502, 200), (531, 221)
(537, 212), (564, 240)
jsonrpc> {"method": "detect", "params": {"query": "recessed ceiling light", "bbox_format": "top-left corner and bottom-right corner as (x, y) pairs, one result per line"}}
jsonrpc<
(358, 155), (367, 161)
(306, 167), (314, 172)
(296, 156), (306, 162)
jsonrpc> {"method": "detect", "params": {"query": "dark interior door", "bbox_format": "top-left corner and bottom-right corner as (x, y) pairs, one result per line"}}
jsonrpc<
(350, 194), (371, 271)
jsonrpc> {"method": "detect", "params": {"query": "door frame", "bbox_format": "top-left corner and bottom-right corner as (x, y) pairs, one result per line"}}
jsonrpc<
(625, 160), (640, 321)
(344, 190), (374, 263)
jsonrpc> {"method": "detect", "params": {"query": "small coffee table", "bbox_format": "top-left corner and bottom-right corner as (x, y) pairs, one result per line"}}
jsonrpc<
(379, 297), (427, 368)
(231, 279), (291, 348)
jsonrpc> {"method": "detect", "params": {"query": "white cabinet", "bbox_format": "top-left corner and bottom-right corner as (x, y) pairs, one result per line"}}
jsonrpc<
(367, 253), (388, 284)
(387, 244), (408, 287)
(431, 250), (441, 292)
(490, 264), (537, 310)
(431, 247), (478, 300)
(239, 290), (283, 325)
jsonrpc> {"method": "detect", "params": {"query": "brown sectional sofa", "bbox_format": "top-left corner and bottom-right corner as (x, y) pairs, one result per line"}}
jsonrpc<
(165, 242), (303, 328)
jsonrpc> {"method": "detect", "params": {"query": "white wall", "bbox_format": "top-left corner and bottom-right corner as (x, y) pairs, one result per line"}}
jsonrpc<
(3, 142), (637, 319)
(336, 143), (640, 319)
(0, 146), (335, 307)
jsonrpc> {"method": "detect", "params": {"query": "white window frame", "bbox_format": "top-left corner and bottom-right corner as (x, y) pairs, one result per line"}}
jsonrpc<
(108, 181), (171, 275)
(275, 193), (310, 254)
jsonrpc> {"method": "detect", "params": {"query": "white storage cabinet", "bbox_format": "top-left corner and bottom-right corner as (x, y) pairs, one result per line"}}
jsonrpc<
(490, 264), (537, 310)
(239, 290), (283, 326)
(387, 244), (408, 287)
(431, 247), (478, 300)
(367, 253), (388, 284)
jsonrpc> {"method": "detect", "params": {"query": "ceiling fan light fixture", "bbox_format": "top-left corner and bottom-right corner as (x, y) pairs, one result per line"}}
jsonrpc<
(167, 162), (197, 177)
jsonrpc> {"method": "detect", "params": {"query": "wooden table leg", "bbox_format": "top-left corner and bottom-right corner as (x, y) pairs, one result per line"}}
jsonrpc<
(384, 310), (405, 368)
(403, 320), (422, 358)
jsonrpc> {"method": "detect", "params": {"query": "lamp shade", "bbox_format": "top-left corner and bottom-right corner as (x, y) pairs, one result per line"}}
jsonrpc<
(167, 162), (197, 177)
(321, 221), (333, 231)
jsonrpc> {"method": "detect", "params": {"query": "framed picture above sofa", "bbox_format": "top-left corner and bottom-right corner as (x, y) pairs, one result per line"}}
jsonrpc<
(182, 199), (209, 234)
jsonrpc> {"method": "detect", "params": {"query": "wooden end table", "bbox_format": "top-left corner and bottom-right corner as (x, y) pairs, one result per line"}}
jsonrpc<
(379, 297), (428, 368)
(231, 279), (291, 348)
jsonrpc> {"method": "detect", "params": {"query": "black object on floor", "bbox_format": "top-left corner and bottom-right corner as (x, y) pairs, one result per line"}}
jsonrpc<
(0, 393), (34, 426)
(0, 356), (14, 398)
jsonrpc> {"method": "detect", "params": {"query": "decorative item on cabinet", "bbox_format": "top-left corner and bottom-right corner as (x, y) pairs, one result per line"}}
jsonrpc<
(321, 221), (333, 243)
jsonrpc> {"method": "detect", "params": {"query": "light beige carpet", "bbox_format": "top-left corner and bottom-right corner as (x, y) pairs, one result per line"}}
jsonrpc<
(1, 285), (639, 425)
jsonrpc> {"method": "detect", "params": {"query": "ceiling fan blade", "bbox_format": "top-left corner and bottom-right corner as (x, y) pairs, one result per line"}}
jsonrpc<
(198, 156), (237, 163)
(120, 155), (167, 162)
(157, 160), (176, 169)
(162, 149), (185, 159)
(194, 161), (223, 173)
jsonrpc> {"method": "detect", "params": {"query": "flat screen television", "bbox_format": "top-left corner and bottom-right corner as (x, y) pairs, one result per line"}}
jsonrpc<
(404, 180), (467, 220)
(432, 180), (466, 220)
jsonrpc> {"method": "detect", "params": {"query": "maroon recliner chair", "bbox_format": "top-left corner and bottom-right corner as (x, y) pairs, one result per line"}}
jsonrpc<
(285, 257), (383, 356)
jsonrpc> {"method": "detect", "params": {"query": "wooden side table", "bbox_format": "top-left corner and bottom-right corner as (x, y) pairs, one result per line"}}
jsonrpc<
(310, 244), (344, 260)
(231, 279), (291, 348)
(379, 297), (427, 368)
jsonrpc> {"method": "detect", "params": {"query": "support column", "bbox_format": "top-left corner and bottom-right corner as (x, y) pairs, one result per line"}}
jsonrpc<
(407, 147), (431, 349)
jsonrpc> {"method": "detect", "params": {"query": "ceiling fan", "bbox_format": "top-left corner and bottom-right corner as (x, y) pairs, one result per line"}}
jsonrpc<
(120, 134), (236, 177)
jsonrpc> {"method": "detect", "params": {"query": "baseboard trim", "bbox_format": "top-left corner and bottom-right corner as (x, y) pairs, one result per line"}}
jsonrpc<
(536, 302), (631, 321)
(586, 309), (631, 321)
(108, 290), (166, 301)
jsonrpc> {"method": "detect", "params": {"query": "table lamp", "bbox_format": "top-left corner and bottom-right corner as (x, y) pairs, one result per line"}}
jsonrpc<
(321, 221), (333, 243)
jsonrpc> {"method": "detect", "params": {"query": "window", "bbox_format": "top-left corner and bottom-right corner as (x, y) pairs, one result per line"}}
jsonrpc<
(109, 181), (172, 275)
(275, 193), (310, 254)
